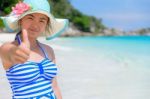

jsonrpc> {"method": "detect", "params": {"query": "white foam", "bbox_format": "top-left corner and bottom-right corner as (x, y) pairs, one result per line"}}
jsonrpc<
(50, 44), (73, 51)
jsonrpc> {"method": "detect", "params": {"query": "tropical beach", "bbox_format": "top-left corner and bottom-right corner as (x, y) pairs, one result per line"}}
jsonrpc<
(0, 33), (150, 99)
(0, 0), (150, 99)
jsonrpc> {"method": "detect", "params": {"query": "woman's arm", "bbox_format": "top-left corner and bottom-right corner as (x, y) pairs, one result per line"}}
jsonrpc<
(0, 42), (17, 69)
(52, 57), (62, 99)
(45, 45), (62, 99)
(52, 77), (62, 99)
(0, 31), (30, 70)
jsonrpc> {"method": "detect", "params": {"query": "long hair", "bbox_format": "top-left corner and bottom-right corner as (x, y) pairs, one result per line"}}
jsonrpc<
(15, 32), (21, 40)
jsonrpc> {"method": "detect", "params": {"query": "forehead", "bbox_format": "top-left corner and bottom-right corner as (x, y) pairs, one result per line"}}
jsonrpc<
(24, 13), (49, 19)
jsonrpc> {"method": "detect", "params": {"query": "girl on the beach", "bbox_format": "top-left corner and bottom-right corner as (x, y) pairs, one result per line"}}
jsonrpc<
(0, 0), (68, 98)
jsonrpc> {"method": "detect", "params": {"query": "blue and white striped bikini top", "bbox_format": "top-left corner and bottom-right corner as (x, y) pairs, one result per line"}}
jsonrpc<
(6, 42), (57, 83)
(7, 33), (57, 82)
(6, 34), (57, 98)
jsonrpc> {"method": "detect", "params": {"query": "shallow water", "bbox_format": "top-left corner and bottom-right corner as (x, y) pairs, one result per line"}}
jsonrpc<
(46, 36), (150, 67)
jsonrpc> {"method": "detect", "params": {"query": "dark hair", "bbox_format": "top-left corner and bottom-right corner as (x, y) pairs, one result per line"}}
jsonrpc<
(15, 32), (21, 40)
(45, 17), (53, 36)
(15, 19), (21, 40)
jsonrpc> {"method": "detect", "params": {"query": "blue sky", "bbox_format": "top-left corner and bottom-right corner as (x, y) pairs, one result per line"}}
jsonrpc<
(70, 0), (150, 31)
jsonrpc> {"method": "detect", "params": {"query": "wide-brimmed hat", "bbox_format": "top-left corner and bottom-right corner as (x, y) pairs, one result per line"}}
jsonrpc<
(0, 0), (69, 40)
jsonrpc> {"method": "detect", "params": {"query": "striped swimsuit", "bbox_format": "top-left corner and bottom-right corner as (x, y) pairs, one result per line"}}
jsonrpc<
(6, 40), (57, 99)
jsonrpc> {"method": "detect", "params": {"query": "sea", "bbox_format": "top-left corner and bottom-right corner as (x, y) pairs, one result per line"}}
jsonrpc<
(46, 36), (150, 67)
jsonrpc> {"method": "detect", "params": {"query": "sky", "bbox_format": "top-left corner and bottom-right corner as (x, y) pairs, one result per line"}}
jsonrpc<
(70, 0), (150, 31)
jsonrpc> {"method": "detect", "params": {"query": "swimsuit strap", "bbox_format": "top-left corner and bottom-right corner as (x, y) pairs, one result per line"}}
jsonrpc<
(37, 41), (49, 59)
(16, 34), (49, 59)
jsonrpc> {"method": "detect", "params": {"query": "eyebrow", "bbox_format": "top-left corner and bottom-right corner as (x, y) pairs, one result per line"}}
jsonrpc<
(40, 17), (47, 21)
(26, 14), (48, 21)
(27, 14), (34, 17)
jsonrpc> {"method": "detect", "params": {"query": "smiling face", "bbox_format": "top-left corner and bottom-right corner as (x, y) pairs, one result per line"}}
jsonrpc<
(20, 13), (49, 39)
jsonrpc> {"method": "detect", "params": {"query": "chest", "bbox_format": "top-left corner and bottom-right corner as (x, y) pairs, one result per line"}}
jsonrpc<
(6, 59), (57, 83)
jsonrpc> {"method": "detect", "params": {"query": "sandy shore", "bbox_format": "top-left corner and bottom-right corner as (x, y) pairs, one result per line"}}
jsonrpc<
(0, 33), (150, 99)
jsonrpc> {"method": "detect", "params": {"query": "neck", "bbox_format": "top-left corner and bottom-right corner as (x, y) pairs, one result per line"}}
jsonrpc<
(29, 38), (39, 50)
(21, 35), (39, 50)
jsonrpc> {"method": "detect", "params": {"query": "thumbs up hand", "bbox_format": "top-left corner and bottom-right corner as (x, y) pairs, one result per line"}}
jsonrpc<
(10, 29), (31, 64)
(22, 29), (30, 49)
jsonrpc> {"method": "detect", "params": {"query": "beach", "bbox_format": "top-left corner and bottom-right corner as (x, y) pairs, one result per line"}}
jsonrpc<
(0, 33), (150, 99)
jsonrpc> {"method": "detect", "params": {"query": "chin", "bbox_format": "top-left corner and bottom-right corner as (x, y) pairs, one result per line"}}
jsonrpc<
(28, 33), (38, 39)
(29, 36), (38, 40)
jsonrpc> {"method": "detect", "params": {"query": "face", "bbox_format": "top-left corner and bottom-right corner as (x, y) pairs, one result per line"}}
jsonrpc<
(20, 13), (49, 39)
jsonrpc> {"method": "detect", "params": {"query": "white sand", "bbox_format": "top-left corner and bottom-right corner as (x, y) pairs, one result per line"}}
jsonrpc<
(0, 33), (150, 99)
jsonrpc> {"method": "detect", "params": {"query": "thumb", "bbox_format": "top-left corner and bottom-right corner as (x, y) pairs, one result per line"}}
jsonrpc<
(22, 29), (30, 49)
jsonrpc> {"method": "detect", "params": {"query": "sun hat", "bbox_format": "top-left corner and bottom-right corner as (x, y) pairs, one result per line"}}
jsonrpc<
(0, 0), (69, 40)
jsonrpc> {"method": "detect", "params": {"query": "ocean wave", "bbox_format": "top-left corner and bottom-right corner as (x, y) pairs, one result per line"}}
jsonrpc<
(49, 44), (74, 51)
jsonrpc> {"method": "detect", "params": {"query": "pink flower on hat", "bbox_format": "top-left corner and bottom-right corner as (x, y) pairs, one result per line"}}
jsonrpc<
(12, 1), (31, 15)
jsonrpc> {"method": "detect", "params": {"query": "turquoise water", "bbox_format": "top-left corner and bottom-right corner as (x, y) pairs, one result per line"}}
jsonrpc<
(45, 36), (150, 67)
(49, 36), (150, 55)
(49, 36), (150, 52)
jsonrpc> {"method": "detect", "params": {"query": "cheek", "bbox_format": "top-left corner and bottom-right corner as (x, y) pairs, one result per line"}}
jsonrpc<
(21, 24), (28, 29)
(20, 21), (30, 29)
(40, 24), (47, 30)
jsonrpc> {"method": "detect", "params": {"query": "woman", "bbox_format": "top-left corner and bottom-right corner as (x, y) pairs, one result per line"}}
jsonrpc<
(0, 0), (68, 98)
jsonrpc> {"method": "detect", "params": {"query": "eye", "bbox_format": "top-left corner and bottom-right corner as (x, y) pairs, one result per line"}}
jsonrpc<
(27, 17), (33, 20)
(40, 20), (44, 23)
(40, 20), (46, 24)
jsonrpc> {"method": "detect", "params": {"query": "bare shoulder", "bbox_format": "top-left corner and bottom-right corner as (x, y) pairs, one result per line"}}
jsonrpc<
(0, 41), (16, 51)
(0, 41), (17, 58)
(0, 41), (17, 47)
(0, 42), (11, 48)
(0, 42), (10, 55)
(0, 41), (17, 70)
(40, 43), (55, 61)
(40, 43), (54, 53)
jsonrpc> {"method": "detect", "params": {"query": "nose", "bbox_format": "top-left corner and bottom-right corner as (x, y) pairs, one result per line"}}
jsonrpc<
(30, 20), (39, 29)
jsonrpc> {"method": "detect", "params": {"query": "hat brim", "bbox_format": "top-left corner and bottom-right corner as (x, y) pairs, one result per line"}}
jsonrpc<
(0, 10), (69, 40)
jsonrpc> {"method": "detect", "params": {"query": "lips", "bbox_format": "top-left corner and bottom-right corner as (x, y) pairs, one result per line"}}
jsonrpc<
(28, 28), (39, 33)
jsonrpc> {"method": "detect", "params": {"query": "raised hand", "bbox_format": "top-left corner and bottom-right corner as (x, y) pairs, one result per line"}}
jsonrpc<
(10, 29), (31, 64)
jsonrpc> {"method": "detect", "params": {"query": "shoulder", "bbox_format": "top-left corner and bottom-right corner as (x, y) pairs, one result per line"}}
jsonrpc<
(1, 40), (18, 47)
(0, 41), (17, 69)
(0, 41), (16, 51)
(0, 41), (18, 58)
(40, 43), (54, 54)
(39, 43), (55, 61)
